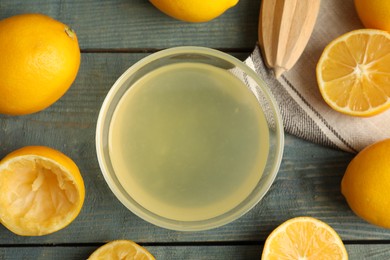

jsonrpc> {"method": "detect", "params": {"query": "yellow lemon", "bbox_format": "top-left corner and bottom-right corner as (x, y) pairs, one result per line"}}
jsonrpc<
(88, 240), (156, 260)
(355, 0), (390, 32)
(262, 217), (348, 259)
(316, 29), (390, 117)
(149, 0), (239, 23)
(0, 146), (85, 236)
(0, 13), (80, 115)
(342, 139), (390, 228)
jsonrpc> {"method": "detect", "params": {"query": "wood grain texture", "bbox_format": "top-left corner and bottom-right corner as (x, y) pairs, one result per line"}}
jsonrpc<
(0, 245), (389, 259)
(1, 0), (390, 258)
(0, 0), (260, 50)
(1, 54), (390, 246)
(259, 0), (320, 77)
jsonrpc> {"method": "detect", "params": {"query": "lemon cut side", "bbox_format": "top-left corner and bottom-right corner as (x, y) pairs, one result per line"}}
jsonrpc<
(88, 240), (156, 260)
(0, 146), (85, 236)
(262, 217), (348, 259)
(317, 29), (390, 117)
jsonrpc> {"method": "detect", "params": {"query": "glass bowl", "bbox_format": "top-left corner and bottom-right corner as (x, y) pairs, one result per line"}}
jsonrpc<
(96, 46), (284, 231)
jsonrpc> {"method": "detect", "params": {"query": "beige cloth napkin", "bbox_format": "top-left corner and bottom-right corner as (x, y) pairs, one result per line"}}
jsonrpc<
(244, 0), (390, 153)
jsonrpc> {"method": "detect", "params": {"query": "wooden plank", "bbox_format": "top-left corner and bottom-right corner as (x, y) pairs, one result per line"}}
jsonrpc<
(0, 244), (389, 259)
(1, 0), (389, 258)
(0, 0), (260, 50)
(1, 53), (390, 245)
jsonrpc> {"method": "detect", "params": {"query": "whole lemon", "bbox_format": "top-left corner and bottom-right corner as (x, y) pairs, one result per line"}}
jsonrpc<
(341, 139), (390, 228)
(354, 0), (390, 31)
(0, 13), (80, 115)
(149, 0), (239, 23)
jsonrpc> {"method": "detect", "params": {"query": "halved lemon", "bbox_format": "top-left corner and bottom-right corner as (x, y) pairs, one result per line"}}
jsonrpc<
(316, 29), (390, 117)
(0, 146), (85, 236)
(88, 240), (156, 260)
(262, 217), (348, 259)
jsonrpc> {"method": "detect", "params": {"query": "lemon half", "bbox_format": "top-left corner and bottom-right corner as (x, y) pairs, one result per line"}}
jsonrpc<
(88, 240), (156, 260)
(0, 146), (85, 236)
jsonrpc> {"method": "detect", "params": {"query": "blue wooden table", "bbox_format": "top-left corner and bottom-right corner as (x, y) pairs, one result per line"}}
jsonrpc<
(1, 1), (390, 259)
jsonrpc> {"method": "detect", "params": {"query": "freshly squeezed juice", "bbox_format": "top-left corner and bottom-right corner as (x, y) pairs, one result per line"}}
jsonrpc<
(109, 62), (269, 221)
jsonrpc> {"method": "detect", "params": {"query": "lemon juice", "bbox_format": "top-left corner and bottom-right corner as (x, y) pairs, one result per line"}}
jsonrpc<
(109, 62), (269, 221)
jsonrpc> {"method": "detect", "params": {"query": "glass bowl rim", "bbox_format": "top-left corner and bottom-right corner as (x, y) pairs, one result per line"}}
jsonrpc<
(95, 46), (284, 231)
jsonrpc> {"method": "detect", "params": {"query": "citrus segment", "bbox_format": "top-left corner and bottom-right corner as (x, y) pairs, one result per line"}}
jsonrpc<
(341, 138), (390, 228)
(316, 29), (390, 117)
(0, 146), (85, 236)
(149, 0), (239, 23)
(88, 240), (155, 260)
(0, 13), (80, 115)
(262, 217), (348, 259)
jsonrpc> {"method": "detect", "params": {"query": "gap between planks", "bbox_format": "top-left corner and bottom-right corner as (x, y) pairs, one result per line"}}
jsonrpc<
(81, 48), (254, 54)
(1, 240), (390, 248)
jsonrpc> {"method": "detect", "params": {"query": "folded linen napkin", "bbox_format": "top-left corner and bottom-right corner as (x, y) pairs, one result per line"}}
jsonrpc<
(244, 0), (390, 153)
